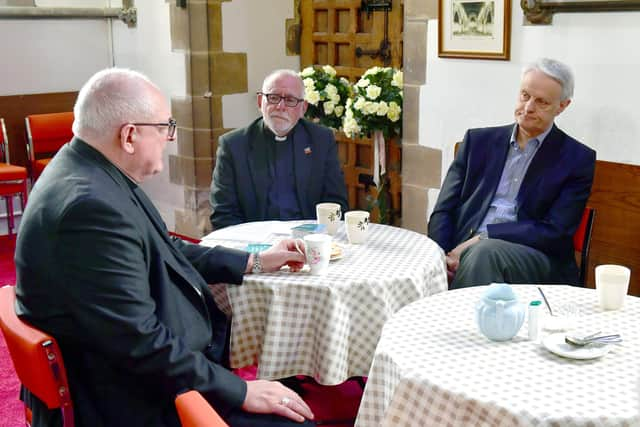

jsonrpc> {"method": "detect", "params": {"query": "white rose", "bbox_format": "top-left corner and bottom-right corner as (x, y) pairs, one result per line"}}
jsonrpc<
(392, 70), (403, 88)
(345, 106), (354, 118)
(300, 67), (315, 77)
(387, 101), (402, 122)
(376, 101), (389, 116)
(306, 89), (321, 106)
(323, 101), (335, 115)
(340, 77), (350, 86)
(325, 83), (338, 97)
(303, 78), (315, 88)
(330, 94), (340, 104)
(366, 84), (382, 100)
(356, 78), (370, 88)
(353, 97), (366, 111)
(364, 66), (381, 77)
(334, 105), (344, 117)
(342, 116), (361, 138)
(322, 65), (337, 76)
(363, 101), (378, 115)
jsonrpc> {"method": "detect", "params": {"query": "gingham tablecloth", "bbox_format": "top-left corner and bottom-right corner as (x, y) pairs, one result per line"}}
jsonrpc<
(200, 221), (448, 385)
(355, 285), (640, 427)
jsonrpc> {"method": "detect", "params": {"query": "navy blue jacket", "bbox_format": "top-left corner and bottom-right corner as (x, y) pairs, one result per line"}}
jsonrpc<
(428, 124), (596, 283)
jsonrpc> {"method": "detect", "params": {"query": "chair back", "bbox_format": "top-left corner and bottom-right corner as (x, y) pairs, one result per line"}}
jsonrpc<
(0, 286), (74, 426)
(175, 390), (228, 427)
(573, 207), (595, 286)
(25, 112), (74, 179)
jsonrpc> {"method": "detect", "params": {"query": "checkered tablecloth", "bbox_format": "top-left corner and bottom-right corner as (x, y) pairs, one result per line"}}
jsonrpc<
(355, 285), (640, 427)
(200, 221), (448, 385)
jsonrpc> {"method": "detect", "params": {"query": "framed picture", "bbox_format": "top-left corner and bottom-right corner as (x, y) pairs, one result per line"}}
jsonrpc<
(438, 0), (511, 60)
(521, 0), (640, 25)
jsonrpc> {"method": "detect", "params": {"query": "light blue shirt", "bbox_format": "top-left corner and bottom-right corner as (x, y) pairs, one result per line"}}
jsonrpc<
(477, 124), (553, 234)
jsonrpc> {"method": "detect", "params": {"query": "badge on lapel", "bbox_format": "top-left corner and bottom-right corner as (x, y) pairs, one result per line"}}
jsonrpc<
(304, 147), (312, 155)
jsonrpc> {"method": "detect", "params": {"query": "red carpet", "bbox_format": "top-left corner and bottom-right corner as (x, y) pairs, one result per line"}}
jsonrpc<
(0, 236), (361, 426)
(0, 235), (16, 286)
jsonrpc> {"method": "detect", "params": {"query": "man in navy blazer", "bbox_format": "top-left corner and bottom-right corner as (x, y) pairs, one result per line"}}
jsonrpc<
(15, 68), (315, 427)
(428, 58), (596, 288)
(210, 69), (348, 230)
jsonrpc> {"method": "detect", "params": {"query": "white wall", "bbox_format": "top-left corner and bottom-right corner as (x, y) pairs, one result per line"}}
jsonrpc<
(420, 9), (640, 182)
(221, 0), (299, 129)
(0, 1), (186, 233)
(111, 1), (187, 230)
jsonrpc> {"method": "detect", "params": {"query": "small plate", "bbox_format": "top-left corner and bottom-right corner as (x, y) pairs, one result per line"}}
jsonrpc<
(330, 243), (344, 261)
(543, 332), (611, 360)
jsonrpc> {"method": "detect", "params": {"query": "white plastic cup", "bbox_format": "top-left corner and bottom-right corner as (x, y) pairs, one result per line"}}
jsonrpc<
(315, 203), (342, 235)
(344, 210), (370, 244)
(595, 264), (631, 310)
(303, 234), (332, 275)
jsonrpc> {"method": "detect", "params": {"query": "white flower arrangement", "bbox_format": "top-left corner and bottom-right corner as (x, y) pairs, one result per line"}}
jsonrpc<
(299, 65), (351, 130)
(343, 67), (403, 139)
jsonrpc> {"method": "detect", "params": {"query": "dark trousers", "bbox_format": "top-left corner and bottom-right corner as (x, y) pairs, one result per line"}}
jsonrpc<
(451, 239), (552, 288)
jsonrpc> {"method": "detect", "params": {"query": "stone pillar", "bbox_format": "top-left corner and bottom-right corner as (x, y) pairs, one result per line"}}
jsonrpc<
(401, 0), (441, 234)
(168, 0), (247, 237)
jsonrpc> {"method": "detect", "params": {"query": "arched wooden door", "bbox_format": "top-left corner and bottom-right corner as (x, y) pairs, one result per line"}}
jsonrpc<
(300, 0), (403, 223)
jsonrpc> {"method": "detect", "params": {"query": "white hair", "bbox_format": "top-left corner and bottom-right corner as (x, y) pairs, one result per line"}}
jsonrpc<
(261, 69), (305, 98)
(73, 68), (159, 137)
(522, 58), (574, 101)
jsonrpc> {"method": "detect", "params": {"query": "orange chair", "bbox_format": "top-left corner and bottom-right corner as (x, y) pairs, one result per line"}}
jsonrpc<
(25, 112), (74, 181)
(574, 207), (595, 286)
(0, 118), (29, 236)
(0, 286), (74, 426)
(175, 390), (228, 427)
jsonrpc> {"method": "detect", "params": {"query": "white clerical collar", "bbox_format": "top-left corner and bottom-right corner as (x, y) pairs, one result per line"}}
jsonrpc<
(274, 135), (287, 142)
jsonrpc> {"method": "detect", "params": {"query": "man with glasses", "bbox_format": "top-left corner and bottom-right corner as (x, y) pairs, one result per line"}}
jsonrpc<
(209, 69), (348, 229)
(15, 68), (316, 427)
(428, 58), (595, 288)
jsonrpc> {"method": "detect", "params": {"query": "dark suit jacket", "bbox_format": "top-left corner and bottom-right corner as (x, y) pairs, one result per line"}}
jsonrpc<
(428, 124), (596, 283)
(14, 138), (250, 426)
(210, 118), (348, 229)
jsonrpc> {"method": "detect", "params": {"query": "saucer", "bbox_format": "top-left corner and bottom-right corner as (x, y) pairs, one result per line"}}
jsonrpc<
(330, 243), (344, 261)
(543, 332), (611, 360)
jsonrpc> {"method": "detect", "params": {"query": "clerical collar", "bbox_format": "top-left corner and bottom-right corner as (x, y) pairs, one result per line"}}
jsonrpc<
(274, 134), (287, 142)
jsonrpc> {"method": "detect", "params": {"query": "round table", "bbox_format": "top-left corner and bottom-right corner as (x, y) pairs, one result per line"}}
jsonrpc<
(356, 285), (640, 427)
(200, 221), (448, 385)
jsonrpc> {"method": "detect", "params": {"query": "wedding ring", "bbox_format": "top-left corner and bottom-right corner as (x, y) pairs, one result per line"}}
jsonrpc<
(280, 396), (291, 406)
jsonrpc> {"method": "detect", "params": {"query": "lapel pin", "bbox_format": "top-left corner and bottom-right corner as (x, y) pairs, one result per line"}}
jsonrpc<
(304, 147), (312, 155)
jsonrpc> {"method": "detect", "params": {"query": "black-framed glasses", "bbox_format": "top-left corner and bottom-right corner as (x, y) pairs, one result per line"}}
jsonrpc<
(131, 118), (177, 139)
(257, 92), (304, 108)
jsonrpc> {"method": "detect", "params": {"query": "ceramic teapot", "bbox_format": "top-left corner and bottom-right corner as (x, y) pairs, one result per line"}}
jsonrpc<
(476, 283), (525, 341)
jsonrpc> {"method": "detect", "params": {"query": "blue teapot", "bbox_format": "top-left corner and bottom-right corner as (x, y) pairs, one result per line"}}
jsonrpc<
(476, 283), (525, 341)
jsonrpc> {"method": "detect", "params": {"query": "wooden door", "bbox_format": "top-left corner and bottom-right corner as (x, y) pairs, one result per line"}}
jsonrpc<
(300, 0), (403, 223)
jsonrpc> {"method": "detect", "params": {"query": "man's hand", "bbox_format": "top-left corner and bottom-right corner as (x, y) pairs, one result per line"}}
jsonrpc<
(446, 235), (482, 279)
(242, 380), (314, 423)
(246, 239), (306, 273)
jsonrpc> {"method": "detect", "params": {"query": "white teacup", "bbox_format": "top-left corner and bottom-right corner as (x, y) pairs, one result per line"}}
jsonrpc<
(303, 233), (332, 275)
(595, 264), (630, 310)
(316, 203), (342, 235)
(345, 210), (370, 244)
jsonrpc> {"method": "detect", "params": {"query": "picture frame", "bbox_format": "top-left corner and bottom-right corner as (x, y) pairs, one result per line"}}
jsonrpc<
(521, 0), (640, 25)
(438, 0), (511, 60)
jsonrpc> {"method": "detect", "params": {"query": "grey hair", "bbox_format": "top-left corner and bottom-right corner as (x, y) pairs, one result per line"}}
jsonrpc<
(261, 69), (305, 98)
(73, 68), (159, 137)
(522, 58), (574, 101)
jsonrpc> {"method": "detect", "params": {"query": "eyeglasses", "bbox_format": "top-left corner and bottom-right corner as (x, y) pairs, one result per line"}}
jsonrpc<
(257, 92), (304, 108)
(131, 118), (177, 139)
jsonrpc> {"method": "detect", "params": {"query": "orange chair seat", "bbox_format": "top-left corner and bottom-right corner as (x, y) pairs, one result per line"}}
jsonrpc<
(34, 158), (52, 176)
(0, 163), (28, 181)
